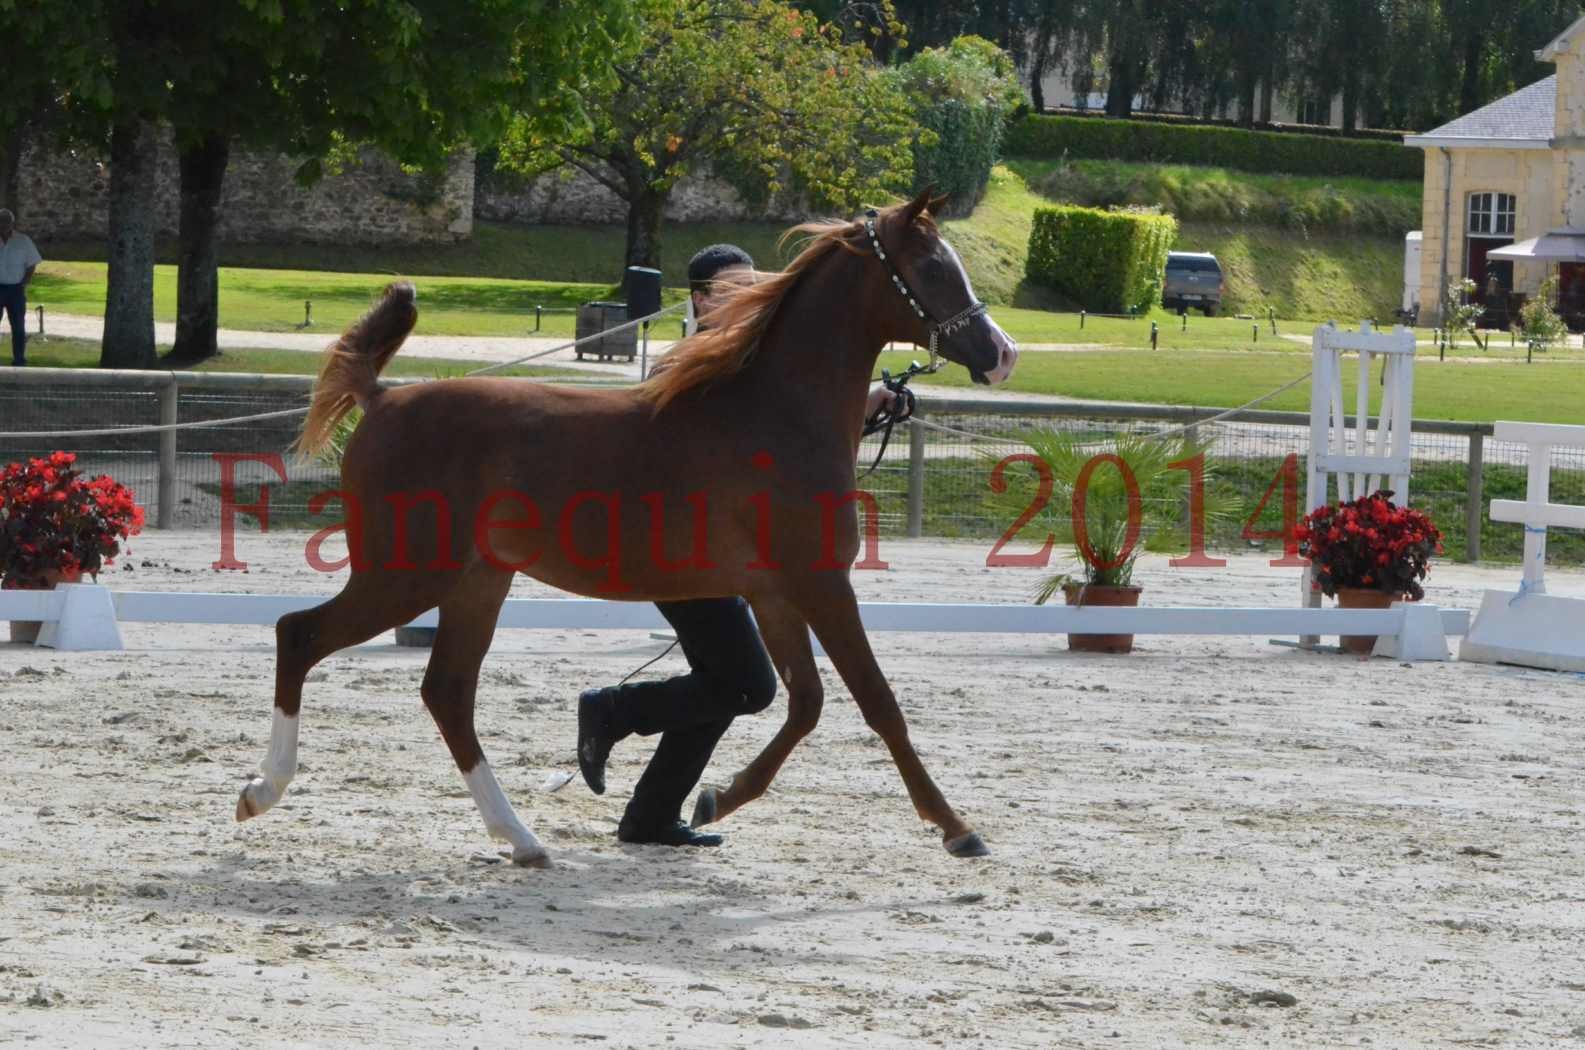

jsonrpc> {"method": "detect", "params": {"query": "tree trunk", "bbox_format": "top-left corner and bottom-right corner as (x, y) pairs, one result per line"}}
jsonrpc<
(1458, 31), (1482, 115)
(1104, 56), (1135, 119)
(1341, 65), (1359, 132)
(0, 121), (24, 215)
(1238, 73), (1258, 127)
(101, 119), (159, 370)
(1030, 60), (1046, 113)
(1259, 76), (1274, 124)
(168, 132), (230, 364)
(624, 187), (665, 271)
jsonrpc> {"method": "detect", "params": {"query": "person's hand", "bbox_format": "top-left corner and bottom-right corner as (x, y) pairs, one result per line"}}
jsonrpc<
(865, 385), (899, 421)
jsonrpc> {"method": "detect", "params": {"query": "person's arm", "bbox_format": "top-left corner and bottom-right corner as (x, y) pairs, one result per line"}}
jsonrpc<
(22, 240), (40, 288)
(21, 264), (36, 289)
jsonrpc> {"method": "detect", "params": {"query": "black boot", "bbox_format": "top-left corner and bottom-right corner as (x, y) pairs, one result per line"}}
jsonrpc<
(617, 815), (724, 847)
(577, 688), (620, 794)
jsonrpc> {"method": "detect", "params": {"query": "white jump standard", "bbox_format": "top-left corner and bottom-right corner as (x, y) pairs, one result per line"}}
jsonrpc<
(1460, 421), (1585, 673)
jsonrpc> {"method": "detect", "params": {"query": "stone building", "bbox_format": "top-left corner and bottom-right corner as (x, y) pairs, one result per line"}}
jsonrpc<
(1406, 15), (1585, 326)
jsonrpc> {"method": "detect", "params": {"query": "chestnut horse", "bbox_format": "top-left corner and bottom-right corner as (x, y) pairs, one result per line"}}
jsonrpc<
(235, 190), (1018, 867)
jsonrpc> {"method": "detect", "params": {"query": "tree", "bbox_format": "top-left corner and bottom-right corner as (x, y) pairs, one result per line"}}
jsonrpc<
(10, 0), (642, 367)
(503, 0), (917, 272)
(893, 36), (1025, 213)
(154, 0), (644, 363)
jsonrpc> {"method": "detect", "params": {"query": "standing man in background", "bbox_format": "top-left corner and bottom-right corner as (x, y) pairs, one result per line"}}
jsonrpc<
(0, 209), (42, 366)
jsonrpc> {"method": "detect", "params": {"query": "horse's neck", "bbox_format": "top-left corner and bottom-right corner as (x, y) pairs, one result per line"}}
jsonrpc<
(745, 250), (888, 436)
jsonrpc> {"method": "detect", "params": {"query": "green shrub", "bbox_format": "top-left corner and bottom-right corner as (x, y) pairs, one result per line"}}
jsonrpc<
(1025, 204), (1178, 312)
(1005, 114), (1422, 181)
(893, 36), (1025, 215)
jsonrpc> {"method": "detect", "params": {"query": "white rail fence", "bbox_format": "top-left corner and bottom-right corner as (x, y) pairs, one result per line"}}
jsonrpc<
(0, 321), (1473, 663)
(1, 585), (1469, 656)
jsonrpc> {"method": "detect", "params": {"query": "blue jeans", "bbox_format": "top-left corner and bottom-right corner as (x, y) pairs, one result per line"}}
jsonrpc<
(0, 283), (25, 365)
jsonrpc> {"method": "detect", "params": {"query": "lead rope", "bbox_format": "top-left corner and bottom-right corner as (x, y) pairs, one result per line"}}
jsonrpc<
(857, 359), (933, 478)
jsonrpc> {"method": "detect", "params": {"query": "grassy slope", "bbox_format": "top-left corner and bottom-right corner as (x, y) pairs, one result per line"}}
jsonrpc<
(944, 164), (1408, 322)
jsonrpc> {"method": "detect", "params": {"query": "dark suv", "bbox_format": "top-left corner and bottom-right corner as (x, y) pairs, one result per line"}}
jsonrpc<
(1163, 252), (1224, 316)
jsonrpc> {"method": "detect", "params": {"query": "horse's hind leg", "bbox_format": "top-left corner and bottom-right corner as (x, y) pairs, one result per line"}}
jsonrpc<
(420, 567), (549, 868)
(237, 574), (439, 822)
(693, 594), (823, 827)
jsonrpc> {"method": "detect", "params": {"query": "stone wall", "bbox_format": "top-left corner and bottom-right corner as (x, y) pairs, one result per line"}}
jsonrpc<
(17, 132), (473, 245)
(477, 163), (810, 225)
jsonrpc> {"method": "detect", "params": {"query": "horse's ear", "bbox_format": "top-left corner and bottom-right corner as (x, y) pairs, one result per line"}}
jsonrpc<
(904, 185), (934, 223)
(927, 191), (950, 216)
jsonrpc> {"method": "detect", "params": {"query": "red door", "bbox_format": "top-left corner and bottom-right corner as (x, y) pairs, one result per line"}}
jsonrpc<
(1465, 238), (1513, 303)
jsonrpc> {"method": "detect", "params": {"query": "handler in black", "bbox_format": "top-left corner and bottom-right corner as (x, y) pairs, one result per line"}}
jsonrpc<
(577, 244), (775, 847)
(578, 244), (901, 847)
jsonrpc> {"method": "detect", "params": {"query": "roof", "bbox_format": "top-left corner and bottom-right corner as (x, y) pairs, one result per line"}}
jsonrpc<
(1538, 13), (1585, 61)
(1404, 75), (1555, 150)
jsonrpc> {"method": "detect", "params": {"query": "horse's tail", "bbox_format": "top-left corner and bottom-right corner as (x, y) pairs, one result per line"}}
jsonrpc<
(294, 281), (418, 457)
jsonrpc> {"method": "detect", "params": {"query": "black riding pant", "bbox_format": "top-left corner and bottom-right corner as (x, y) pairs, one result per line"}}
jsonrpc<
(1, 284), (25, 365)
(609, 597), (777, 828)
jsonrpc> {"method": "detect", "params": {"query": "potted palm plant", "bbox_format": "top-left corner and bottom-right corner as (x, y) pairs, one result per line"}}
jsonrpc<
(995, 430), (1237, 654)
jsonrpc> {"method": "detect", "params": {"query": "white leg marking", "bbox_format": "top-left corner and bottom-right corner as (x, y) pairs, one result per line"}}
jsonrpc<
(464, 761), (550, 869)
(236, 709), (298, 821)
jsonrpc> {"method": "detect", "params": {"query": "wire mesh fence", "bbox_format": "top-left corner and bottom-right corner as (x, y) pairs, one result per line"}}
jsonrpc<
(3, 368), (1581, 567)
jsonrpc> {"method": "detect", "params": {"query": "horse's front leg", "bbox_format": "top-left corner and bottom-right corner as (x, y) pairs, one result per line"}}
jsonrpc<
(802, 577), (988, 858)
(692, 593), (822, 827)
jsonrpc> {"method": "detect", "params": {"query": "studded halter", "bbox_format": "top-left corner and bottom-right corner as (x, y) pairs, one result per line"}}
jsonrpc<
(863, 208), (988, 372)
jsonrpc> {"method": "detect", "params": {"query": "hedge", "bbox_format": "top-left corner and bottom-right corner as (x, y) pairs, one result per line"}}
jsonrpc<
(1005, 114), (1422, 181)
(911, 98), (1002, 216)
(1026, 204), (1179, 313)
(1038, 106), (1413, 144)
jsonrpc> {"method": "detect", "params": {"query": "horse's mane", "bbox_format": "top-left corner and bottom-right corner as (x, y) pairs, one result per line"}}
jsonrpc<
(636, 204), (933, 412)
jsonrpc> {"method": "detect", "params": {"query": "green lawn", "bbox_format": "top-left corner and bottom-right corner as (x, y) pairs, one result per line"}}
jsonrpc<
(18, 337), (584, 379)
(882, 347), (1585, 425)
(29, 263), (692, 340)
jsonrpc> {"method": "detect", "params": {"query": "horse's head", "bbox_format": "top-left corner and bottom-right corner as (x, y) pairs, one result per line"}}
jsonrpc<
(866, 190), (1018, 385)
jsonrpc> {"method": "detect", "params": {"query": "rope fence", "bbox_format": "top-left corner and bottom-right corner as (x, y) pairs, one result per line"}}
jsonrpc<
(3, 368), (1581, 567)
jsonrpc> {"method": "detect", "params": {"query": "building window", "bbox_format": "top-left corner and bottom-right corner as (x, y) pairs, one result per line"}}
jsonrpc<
(1468, 192), (1516, 236)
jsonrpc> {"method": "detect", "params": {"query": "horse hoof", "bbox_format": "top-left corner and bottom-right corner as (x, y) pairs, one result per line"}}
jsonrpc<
(513, 847), (553, 870)
(944, 831), (989, 858)
(690, 787), (719, 828)
(235, 781), (269, 822)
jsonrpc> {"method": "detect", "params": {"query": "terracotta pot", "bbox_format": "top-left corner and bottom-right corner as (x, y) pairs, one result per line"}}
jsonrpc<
(7, 567), (83, 644)
(1062, 583), (1142, 654)
(1335, 586), (1399, 654)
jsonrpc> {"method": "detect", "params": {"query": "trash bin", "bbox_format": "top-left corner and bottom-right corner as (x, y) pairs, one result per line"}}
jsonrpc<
(574, 301), (637, 361)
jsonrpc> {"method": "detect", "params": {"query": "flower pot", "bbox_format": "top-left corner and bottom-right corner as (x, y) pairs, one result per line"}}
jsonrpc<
(6, 568), (83, 644)
(1335, 586), (1398, 654)
(1062, 583), (1142, 654)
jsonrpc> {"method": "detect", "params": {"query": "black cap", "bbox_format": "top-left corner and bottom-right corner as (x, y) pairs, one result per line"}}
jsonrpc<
(688, 244), (754, 292)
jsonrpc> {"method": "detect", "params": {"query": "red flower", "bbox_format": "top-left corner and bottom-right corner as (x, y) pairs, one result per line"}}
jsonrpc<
(0, 453), (144, 588)
(1297, 490), (1442, 601)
